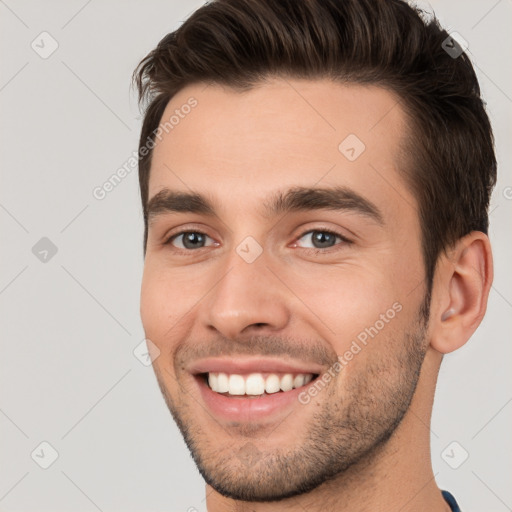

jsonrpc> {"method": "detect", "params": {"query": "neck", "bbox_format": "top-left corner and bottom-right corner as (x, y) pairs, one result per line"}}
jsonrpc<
(206, 349), (452, 512)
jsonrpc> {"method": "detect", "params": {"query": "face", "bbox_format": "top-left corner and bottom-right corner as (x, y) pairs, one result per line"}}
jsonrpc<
(140, 78), (430, 501)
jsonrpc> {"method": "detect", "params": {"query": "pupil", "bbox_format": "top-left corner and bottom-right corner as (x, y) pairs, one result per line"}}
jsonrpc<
(313, 231), (335, 248)
(184, 232), (204, 249)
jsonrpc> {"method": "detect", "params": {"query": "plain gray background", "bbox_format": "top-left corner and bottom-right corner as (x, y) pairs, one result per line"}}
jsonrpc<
(0, 1), (510, 511)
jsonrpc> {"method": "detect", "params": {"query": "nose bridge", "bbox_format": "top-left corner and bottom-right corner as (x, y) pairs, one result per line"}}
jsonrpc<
(201, 244), (290, 339)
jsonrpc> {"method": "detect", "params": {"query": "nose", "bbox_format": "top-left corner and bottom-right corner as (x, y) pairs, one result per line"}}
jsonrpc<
(201, 252), (291, 340)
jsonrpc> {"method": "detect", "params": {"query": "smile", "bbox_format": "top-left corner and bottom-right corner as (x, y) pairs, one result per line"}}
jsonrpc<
(205, 372), (315, 396)
(187, 357), (325, 421)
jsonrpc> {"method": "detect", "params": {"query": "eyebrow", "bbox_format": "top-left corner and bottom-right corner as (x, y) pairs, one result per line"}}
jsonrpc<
(147, 185), (384, 225)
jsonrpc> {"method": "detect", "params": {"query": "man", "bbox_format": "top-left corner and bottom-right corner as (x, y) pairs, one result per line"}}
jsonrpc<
(134, 0), (496, 510)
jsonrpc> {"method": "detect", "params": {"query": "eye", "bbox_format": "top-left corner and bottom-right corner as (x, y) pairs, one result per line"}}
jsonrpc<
(166, 231), (216, 250)
(294, 229), (351, 251)
(163, 228), (351, 253)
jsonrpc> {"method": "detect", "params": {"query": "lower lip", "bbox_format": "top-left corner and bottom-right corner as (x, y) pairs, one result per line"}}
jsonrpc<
(194, 375), (313, 423)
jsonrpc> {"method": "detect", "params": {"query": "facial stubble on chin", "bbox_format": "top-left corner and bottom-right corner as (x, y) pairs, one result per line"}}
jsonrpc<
(151, 316), (429, 503)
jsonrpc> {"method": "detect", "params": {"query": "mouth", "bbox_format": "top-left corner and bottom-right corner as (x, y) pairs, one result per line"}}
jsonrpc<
(188, 357), (324, 422)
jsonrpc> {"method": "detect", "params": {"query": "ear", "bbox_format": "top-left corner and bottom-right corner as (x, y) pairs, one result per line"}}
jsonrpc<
(429, 232), (493, 354)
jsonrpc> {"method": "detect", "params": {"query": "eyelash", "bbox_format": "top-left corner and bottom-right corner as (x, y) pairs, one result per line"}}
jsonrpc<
(163, 227), (352, 254)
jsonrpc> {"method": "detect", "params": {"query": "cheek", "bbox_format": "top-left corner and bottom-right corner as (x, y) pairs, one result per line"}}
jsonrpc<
(140, 261), (210, 358)
(140, 267), (163, 336)
(140, 267), (182, 386)
(140, 262), (181, 342)
(290, 264), (401, 340)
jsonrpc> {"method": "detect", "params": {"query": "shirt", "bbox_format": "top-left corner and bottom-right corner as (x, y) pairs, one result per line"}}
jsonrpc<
(442, 490), (461, 511)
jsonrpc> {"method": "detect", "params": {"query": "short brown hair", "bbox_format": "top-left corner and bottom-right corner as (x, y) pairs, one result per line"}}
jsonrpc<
(133, 0), (497, 294)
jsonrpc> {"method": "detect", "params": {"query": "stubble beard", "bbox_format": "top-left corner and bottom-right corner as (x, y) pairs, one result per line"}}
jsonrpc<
(152, 315), (429, 502)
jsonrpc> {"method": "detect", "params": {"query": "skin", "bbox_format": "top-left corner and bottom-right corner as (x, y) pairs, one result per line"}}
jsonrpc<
(140, 78), (493, 511)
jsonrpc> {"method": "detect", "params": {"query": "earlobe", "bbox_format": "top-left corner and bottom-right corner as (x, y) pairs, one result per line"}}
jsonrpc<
(430, 232), (493, 354)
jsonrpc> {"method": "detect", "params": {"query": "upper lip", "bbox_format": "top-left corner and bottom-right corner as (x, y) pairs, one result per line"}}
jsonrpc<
(188, 357), (325, 376)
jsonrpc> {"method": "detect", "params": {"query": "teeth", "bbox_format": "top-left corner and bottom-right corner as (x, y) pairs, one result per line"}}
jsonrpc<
(228, 374), (245, 395)
(217, 372), (229, 393)
(208, 373), (218, 391)
(245, 373), (265, 395)
(265, 374), (281, 394)
(293, 374), (305, 388)
(207, 372), (314, 396)
(280, 374), (293, 392)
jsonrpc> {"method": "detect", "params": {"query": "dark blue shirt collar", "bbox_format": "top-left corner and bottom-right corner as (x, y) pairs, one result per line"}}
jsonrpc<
(442, 490), (461, 511)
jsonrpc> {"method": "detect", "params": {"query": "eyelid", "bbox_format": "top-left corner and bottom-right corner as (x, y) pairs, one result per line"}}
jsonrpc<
(163, 223), (215, 243)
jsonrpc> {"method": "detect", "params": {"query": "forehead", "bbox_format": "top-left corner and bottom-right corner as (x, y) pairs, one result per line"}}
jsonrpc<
(148, 78), (415, 221)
